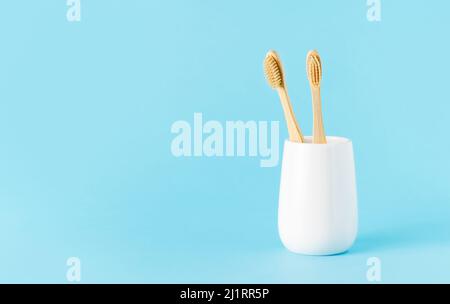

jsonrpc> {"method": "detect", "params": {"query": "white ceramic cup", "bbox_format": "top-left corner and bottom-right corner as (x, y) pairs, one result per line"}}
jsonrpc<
(278, 136), (358, 255)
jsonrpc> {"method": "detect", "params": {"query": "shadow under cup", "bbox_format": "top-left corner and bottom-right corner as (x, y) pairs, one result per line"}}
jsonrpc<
(278, 137), (358, 255)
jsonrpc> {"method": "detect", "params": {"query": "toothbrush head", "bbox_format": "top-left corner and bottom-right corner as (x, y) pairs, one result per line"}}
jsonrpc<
(264, 50), (285, 89)
(306, 50), (322, 87)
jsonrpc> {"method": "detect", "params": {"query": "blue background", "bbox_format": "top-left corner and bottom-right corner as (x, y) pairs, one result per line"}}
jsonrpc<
(1, 0), (449, 283)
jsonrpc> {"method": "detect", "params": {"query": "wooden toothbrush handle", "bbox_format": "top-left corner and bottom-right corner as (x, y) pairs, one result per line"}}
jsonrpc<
(312, 87), (327, 144)
(278, 88), (304, 143)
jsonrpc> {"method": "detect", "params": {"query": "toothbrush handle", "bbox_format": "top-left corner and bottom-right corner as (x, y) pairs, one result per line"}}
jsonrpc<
(311, 87), (327, 144)
(278, 88), (304, 143)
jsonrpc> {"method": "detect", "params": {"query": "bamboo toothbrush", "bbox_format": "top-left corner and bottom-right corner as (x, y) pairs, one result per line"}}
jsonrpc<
(307, 50), (327, 144)
(264, 50), (304, 143)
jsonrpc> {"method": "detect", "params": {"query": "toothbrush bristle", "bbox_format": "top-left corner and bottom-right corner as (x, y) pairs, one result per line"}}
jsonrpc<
(307, 50), (322, 87)
(264, 51), (284, 89)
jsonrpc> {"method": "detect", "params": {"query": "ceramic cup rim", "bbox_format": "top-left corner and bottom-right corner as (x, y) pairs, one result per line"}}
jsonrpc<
(285, 136), (351, 146)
